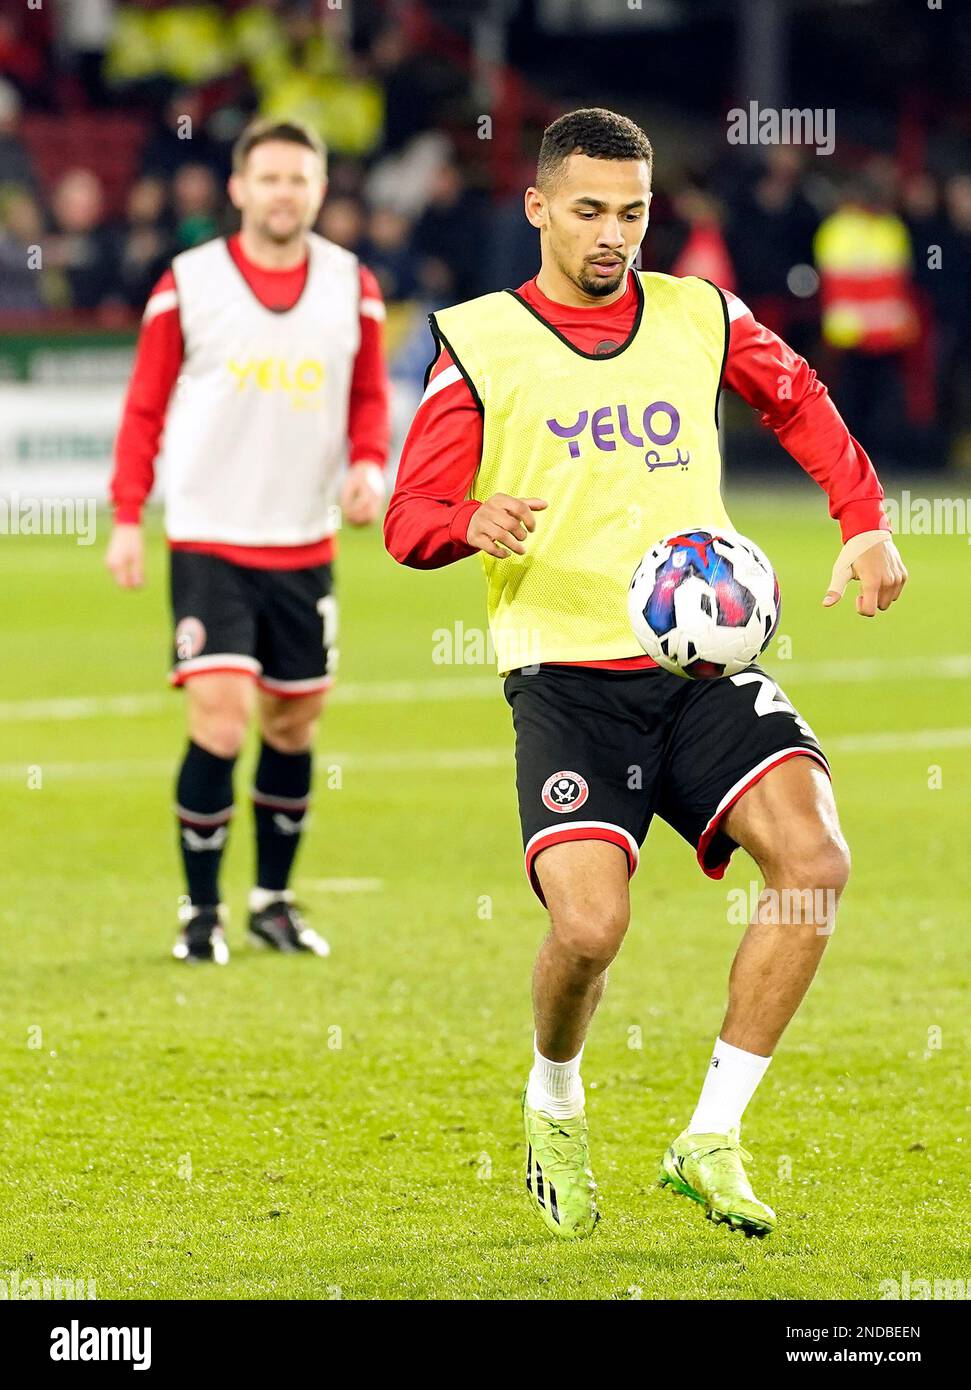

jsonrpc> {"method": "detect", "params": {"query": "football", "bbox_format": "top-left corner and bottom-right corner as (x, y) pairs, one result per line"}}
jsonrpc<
(627, 528), (781, 679)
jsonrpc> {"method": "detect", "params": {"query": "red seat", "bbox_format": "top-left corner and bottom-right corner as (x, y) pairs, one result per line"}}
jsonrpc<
(22, 113), (149, 218)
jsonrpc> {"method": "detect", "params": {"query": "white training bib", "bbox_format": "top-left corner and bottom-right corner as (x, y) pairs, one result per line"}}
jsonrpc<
(160, 233), (360, 545)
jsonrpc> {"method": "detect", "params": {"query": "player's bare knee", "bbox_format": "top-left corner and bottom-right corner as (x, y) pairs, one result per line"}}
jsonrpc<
(188, 693), (250, 759)
(262, 718), (318, 753)
(549, 904), (629, 975)
(260, 697), (322, 753)
(814, 833), (851, 898)
(193, 716), (248, 760)
(772, 827), (851, 900)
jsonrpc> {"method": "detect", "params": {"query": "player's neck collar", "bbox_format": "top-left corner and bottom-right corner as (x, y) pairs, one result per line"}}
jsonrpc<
(505, 271), (644, 362)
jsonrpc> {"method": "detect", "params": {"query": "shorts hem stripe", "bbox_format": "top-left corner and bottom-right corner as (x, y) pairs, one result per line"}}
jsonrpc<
(256, 675), (335, 696)
(170, 655), (261, 686)
(524, 821), (639, 906)
(696, 746), (831, 880)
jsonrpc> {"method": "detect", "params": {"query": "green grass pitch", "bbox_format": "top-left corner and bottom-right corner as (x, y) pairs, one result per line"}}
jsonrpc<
(0, 483), (968, 1300)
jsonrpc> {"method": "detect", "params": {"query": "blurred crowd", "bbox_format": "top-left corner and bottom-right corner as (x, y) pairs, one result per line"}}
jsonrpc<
(0, 76), (490, 313)
(2, 1), (971, 466)
(655, 149), (971, 466)
(0, 2), (480, 314)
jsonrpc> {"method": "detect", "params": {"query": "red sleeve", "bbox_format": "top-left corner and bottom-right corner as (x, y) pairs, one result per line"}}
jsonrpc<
(348, 264), (391, 468)
(110, 269), (183, 523)
(721, 290), (890, 543)
(383, 346), (483, 568)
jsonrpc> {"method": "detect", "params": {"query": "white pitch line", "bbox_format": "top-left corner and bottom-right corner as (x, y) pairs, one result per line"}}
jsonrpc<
(0, 693), (171, 722)
(303, 878), (384, 893)
(333, 674), (499, 703)
(830, 726), (971, 754)
(769, 653), (971, 684)
(1, 728), (970, 783)
(1, 654), (969, 724)
(0, 677), (500, 722)
(314, 747), (510, 772)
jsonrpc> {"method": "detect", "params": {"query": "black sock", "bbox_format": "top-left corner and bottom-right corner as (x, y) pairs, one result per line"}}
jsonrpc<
(252, 742), (313, 894)
(175, 741), (236, 908)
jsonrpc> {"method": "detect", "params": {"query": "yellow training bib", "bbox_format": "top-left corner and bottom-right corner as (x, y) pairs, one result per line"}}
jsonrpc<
(431, 272), (732, 674)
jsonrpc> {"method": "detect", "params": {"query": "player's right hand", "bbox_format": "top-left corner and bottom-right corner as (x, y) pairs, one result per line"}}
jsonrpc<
(466, 494), (548, 559)
(106, 523), (146, 588)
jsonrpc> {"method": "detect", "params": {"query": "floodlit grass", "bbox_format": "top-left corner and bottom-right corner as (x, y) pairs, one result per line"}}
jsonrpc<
(0, 492), (968, 1298)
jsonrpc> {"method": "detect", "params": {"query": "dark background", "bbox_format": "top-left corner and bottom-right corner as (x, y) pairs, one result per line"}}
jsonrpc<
(1, 0), (969, 473)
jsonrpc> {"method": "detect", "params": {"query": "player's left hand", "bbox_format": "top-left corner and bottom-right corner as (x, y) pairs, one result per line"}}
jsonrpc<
(340, 463), (385, 527)
(823, 534), (908, 617)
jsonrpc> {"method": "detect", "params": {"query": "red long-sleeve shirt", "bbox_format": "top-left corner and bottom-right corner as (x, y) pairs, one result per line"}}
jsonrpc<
(385, 273), (889, 570)
(111, 233), (391, 569)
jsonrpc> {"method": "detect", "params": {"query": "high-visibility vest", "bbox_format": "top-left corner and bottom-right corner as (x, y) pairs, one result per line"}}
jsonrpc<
(431, 272), (731, 674)
(814, 207), (917, 353)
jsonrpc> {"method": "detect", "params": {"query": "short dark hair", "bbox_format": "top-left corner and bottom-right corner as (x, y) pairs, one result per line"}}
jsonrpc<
(232, 118), (327, 174)
(537, 108), (653, 192)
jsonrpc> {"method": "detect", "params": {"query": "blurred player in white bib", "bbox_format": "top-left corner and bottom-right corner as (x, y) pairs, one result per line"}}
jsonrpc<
(107, 119), (390, 964)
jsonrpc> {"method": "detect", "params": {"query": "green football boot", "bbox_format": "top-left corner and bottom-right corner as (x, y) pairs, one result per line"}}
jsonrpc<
(658, 1128), (776, 1237)
(522, 1089), (599, 1240)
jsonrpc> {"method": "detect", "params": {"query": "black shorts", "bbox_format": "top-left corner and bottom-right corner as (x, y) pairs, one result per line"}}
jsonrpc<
(169, 550), (337, 696)
(503, 663), (830, 903)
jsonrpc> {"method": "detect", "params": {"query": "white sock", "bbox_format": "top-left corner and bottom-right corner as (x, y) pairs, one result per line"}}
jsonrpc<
(249, 887), (294, 913)
(525, 1037), (585, 1119)
(688, 1037), (771, 1136)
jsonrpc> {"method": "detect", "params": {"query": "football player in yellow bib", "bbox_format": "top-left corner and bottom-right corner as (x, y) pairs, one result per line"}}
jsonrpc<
(387, 108), (907, 1240)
